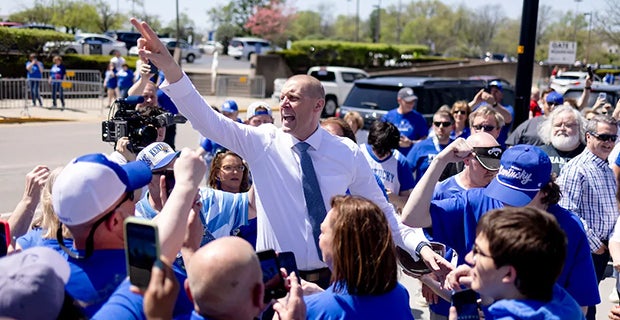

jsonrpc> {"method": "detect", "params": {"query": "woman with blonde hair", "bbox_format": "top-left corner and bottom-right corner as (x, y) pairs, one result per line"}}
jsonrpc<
(304, 195), (414, 319)
(16, 166), (73, 250)
(450, 100), (471, 139)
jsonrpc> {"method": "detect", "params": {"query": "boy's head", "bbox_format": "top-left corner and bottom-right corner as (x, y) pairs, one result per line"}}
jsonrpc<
(466, 207), (566, 302)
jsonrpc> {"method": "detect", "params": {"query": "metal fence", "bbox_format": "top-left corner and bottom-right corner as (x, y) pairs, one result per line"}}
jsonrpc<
(215, 75), (266, 98)
(0, 69), (104, 112)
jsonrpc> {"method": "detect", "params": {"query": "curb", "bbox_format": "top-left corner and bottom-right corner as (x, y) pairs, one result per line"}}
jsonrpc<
(0, 117), (75, 124)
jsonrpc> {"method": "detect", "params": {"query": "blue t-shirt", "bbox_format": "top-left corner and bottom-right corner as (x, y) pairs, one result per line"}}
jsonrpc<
(381, 109), (428, 155)
(64, 249), (128, 317)
(304, 283), (414, 320)
(483, 284), (584, 320)
(406, 137), (453, 184)
(50, 63), (66, 81)
(450, 126), (470, 140)
(497, 104), (514, 149)
(92, 264), (193, 320)
(17, 227), (74, 251)
(26, 61), (43, 79)
(430, 189), (600, 307)
(117, 69), (134, 89)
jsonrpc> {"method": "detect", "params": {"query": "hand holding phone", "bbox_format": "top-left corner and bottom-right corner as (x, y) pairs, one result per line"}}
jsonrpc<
(451, 289), (481, 320)
(124, 217), (161, 289)
(257, 249), (287, 303)
(277, 251), (300, 284)
(0, 220), (10, 257)
(587, 66), (594, 79)
(599, 92), (607, 101)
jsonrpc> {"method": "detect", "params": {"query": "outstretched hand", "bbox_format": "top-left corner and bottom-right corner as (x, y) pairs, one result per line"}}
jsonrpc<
(130, 18), (183, 84)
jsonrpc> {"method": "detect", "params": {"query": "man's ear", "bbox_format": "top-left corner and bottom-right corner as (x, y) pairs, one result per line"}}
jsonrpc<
(253, 282), (265, 310)
(105, 210), (124, 231)
(315, 98), (325, 112)
(501, 265), (518, 286)
(184, 279), (194, 304)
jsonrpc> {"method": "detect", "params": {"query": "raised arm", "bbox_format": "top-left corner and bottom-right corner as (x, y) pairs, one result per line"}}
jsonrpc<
(155, 148), (206, 262)
(8, 165), (50, 245)
(131, 18), (183, 85)
(401, 139), (472, 227)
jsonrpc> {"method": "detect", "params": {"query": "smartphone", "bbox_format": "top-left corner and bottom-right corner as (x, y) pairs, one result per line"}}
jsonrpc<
(451, 289), (481, 320)
(148, 60), (159, 75)
(0, 220), (10, 257)
(277, 251), (300, 284)
(124, 217), (160, 289)
(163, 170), (175, 197)
(257, 249), (287, 303)
(599, 92), (607, 101)
(587, 66), (594, 79)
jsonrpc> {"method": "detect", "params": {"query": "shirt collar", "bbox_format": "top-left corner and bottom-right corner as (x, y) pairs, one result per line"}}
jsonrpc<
(583, 148), (609, 166)
(288, 125), (324, 151)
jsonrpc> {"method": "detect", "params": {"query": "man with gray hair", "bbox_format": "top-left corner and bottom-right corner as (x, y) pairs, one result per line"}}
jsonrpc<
(538, 105), (586, 175)
(557, 114), (619, 320)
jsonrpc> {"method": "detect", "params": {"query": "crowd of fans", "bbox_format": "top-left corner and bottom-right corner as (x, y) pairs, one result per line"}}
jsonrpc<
(5, 17), (620, 320)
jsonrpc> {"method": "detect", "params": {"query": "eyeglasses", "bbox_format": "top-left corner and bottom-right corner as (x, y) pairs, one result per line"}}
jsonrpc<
(221, 165), (245, 173)
(472, 244), (493, 261)
(472, 125), (496, 132)
(588, 131), (617, 142)
(433, 121), (452, 128)
(453, 110), (467, 115)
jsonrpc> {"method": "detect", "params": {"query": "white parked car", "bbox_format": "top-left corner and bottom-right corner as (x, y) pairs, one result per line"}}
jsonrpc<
(43, 33), (128, 56)
(307, 66), (369, 117)
(159, 38), (202, 63)
(228, 37), (273, 60)
(200, 41), (224, 55)
(550, 71), (603, 94)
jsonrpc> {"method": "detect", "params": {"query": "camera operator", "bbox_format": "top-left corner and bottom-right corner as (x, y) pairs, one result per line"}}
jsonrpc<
(129, 61), (179, 150)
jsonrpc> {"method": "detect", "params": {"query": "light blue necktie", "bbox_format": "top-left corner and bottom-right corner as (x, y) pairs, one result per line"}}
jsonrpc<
(293, 142), (327, 259)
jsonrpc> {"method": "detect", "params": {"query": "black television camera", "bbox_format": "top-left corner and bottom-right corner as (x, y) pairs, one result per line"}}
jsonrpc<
(101, 96), (186, 153)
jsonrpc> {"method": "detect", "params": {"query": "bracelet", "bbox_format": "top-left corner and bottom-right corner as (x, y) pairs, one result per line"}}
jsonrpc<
(585, 87), (591, 90)
(415, 241), (431, 255)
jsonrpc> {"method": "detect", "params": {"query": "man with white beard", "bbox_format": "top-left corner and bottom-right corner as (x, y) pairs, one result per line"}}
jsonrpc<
(538, 105), (586, 175)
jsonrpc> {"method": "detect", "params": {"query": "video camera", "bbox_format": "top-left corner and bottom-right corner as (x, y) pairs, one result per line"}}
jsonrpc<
(101, 96), (186, 153)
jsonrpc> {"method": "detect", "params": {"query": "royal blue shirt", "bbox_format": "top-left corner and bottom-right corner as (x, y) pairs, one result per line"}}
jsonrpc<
(92, 264), (193, 320)
(304, 283), (414, 320)
(50, 63), (66, 81)
(382, 109), (428, 155)
(406, 137), (453, 185)
(430, 189), (600, 307)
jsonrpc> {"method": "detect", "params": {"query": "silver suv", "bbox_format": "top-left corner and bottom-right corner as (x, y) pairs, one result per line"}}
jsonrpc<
(228, 37), (272, 60)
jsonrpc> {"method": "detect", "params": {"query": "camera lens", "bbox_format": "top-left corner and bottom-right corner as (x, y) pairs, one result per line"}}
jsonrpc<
(135, 125), (158, 147)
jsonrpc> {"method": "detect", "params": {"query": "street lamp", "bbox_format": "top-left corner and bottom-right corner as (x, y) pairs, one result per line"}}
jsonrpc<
(584, 12), (593, 64)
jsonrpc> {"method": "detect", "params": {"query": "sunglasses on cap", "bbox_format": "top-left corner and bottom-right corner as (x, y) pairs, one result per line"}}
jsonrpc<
(433, 121), (452, 128)
(588, 131), (617, 142)
(472, 125), (496, 132)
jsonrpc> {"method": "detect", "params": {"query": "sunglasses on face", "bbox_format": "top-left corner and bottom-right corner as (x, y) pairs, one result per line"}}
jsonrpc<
(472, 125), (496, 132)
(433, 121), (452, 128)
(588, 131), (617, 142)
(453, 110), (467, 115)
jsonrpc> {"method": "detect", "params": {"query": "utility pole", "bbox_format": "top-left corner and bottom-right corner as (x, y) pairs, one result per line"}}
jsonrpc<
(374, 0), (381, 43)
(584, 12), (592, 64)
(514, 0), (539, 128)
(356, 0), (360, 42)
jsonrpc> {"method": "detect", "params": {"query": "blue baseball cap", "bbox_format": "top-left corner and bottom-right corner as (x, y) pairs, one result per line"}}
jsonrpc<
(489, 80), (503, 91)
(484, 145), (551, 207)
(221, 100), (238, 113)
(52, 153), (152, 226)
(546, 91), (564, 106)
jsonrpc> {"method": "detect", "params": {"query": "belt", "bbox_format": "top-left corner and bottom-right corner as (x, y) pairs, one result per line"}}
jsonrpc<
(298, 267), (331, 282)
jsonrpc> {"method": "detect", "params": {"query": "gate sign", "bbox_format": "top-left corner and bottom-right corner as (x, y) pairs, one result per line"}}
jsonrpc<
(548, 41), (577, 65)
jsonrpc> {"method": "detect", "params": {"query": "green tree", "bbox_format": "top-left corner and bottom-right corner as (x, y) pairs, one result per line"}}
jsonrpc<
(91, 0), (125, 32)
(288, 11), (323, 41)
(8, 0), (54, 24)
(51, 0), (100, 33)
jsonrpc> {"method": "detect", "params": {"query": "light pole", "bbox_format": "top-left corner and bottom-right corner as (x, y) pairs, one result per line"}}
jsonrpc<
(584, 12), (593, 64)
(573, 0), (582, 42)
(355, 0), (360, 42)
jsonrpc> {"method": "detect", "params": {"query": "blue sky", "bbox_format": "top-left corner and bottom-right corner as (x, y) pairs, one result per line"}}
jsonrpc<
(1, 0), (608, 32)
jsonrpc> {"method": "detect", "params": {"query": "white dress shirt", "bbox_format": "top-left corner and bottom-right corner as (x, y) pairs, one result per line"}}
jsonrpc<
(161, 74), (427, 270)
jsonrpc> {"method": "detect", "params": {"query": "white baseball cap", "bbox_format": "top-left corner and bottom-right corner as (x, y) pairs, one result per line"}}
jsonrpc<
(52, 153), (152, 226)
(136, 142), (180, 171)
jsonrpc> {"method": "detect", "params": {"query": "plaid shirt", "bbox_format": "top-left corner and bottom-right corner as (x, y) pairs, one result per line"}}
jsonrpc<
(558, 148), (619, 252)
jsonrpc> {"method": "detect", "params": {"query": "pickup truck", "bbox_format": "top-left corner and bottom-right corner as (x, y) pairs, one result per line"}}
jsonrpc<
(307, 66), (369, 117)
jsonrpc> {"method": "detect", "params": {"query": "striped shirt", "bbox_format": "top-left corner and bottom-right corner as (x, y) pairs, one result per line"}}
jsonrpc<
(557, 148), (619, 252)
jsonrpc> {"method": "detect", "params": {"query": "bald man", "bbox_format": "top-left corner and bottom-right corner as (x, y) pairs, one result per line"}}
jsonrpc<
(434, 132), (502, 199)
(185, 237), (264, 320)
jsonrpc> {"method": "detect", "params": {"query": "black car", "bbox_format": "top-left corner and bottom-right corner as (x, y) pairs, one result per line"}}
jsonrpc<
(106, 31), (142, 50)
(338, 76), (490, 129)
